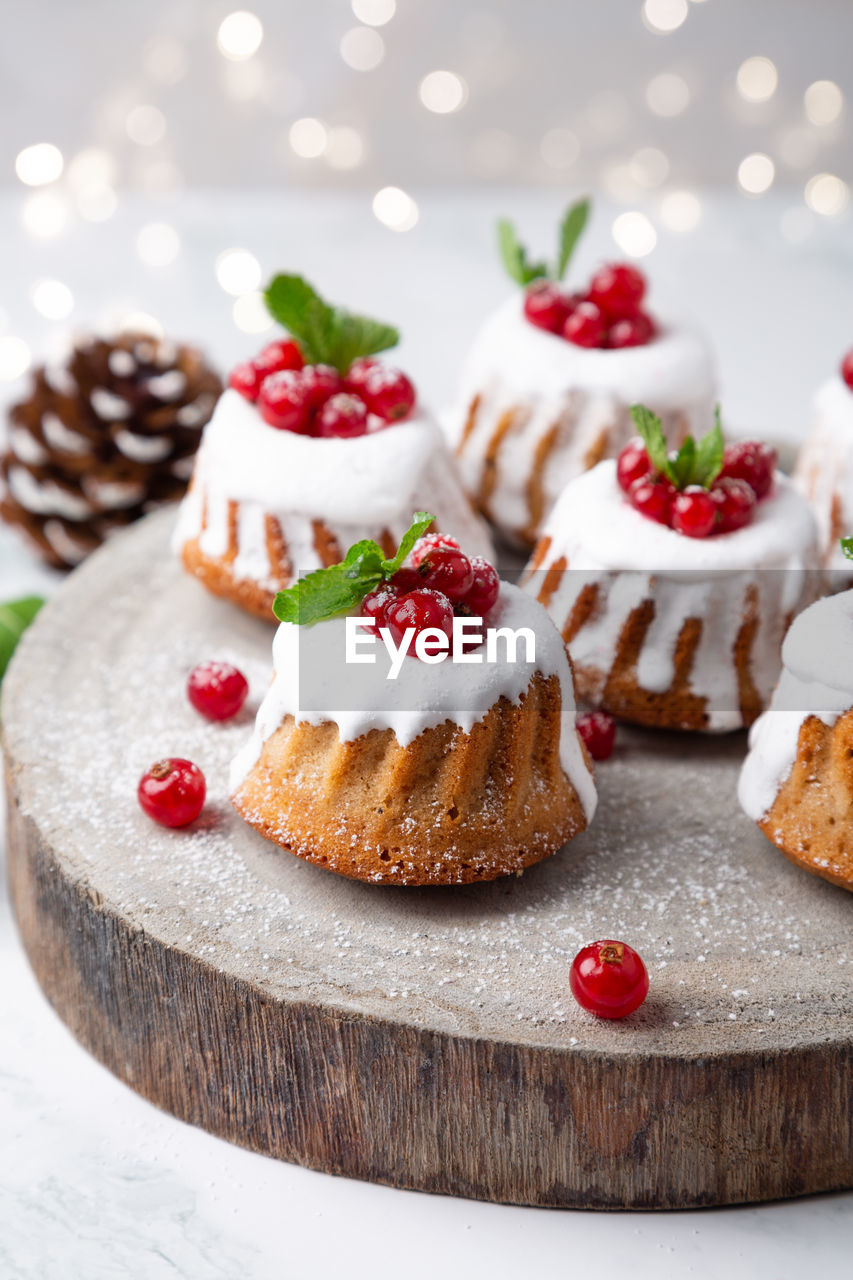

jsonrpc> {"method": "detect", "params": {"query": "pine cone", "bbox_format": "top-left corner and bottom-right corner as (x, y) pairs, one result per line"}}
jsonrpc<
(1, 331), (222, 569)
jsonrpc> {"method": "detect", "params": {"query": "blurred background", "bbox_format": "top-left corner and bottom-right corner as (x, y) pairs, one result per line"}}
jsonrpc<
(0, 0), (851, 465)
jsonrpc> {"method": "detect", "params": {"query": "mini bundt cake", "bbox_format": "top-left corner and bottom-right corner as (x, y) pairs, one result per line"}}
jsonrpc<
(794, 348), (853, 582)
(524, 408), (821, 733)
(445, 200), (716, 548)
(739, 586), (853, 891)
(230, 521), (597, 885)
(174, 274), (493, 619)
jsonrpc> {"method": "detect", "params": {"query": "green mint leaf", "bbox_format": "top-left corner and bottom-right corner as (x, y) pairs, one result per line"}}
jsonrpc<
(497, 219), (548, 287)
(556, 197), (590, 280)
(671, 437), (696, 490)
(264, 274), (399, 373)
(0, 595), (44, 683)
(272, 512), (437, 626)
(630, 404), (675, 484)
(842, 537), (853, 562)
(381, 510), (434, 575)
(691, 405), (725, 489)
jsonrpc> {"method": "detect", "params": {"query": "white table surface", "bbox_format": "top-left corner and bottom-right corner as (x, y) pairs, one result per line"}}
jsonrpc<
(1, 189), (852, 1278)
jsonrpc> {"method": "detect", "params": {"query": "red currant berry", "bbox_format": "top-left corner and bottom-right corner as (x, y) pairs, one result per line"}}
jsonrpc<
(361, 585), (396, 627)
(388, 566), (422, 594)
(257, 370), (313, 433)
(344, 357), (378, 393)
(187, 660), (249, 721)
(711, 477), (757, 534)
(842, 349), (853, 392)
(576, 710), (616, 762)
(587, 262), (647, 320)
(384, 588), (454, 658)
(254, 338), (304, 377)
(300, 363), (342, 410)
(523, 281), (572, 334)
(138, 758), (206, 829)
(563, 301), (606, 349)
(464, 556), (500, 616)
(720, 441), (777, 501)
(229, 362), (263, 401)
(607, 312), (656, 349)
(671, 487), (718, 539)
(315, 392), (369, 438)
(415, 545), (475, 602)
(616, 439), (651, 493)
(359, 366), (416, 422)
(569, 940), (649, 1019)
(411, 533), (461, 567)
(628, 474), (675, 525)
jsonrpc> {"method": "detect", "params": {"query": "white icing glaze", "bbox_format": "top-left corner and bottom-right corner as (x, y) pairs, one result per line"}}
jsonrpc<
(446, 294), (716, 541)
(114, 428), (173, 462)
(739, 590), (853, 820)
(527, 460), (821, 732)
(6, 465), (93, 520)
(230, 582), (597, 821)
(794, 375), (853, 576)
(172, 388), (495, 582)
(90, 388), (132, 421)
(41, 411), (91, 456)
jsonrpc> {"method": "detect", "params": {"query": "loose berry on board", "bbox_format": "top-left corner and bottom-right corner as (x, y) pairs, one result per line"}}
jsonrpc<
(384, 588), (455, 657)
(464, 556), (501, 616)
(229, 362), (263, 401)
(842, 349), (853, 392)
(588, 262), (646, 320)
(711, 477), (757, 533)
(629, 474), (675, 525)
(415, 545), (475, 602)
(315, 392), (370, 438)
(607, 312), (656, 349)
(523, 281), (572, 334)
(569, 940), (649, 1019)
(576, 710), (616, 762)
(254, 338), (304, 376)
(720, 441), (776, 501)
(616, 439), (651, 493)
(671, 487), (718, 539)
(138, 758), (206, 829)
(257, 370), (313, 433)
(187, 661), (249, 722)
(359, 366), (416, 422)
(564, 301), (605, 349)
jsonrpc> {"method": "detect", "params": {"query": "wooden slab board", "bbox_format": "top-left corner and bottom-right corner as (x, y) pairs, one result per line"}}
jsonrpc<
(3, 508), (853, 1209)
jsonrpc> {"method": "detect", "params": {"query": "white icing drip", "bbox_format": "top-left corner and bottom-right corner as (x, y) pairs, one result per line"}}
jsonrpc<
(42, 519), (89, 565)
(739, 590), (853, 820)
(229, 582), (597, 821)
(6, 465), (93, 519)
(446, 295), (716, 540)
(9, 425), (48, 466)
(41, 411), (91, 456)
(146, 369), (187, 401)
(114, 428), (173, 462)
(90, 388), (132, 421)
(794, 374), (853, 576)
(528, 461), (820, 732)
(82, 477), (146, 510)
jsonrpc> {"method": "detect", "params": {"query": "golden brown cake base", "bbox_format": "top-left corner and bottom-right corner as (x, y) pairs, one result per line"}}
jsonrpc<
(757, 711), (853, 892)
(232, 672), (590, 885)
(181, 534), (277, 621)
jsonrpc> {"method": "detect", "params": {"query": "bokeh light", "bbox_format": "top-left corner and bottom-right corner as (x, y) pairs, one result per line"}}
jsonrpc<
(289, 117), (328, 158)
(125, 105), (166, 147)
(630, 146), (670, 187)
(738, 152), (775, 195)
(340, 27), (385, 71)
(419, 70), (468, 114)
(351, 0), (396, 24)
(372, 186), (419, 231)
(612, 211), (657, 257)
(21, 191), (69, 238)
(216, 248), (263, 295)
(144, 37), (188, 84)
(805, 172), (850, 217)
(804, 80), (844, 126)
(646, 72), (690, 117)
(32, 280), (74, 320)
(736, 56), (778, 103)
(660, 189), (702, 231)
(540, 128), (580, 169)
(15, 143), (63, 186)
(136, 222), (181, 267)
(642, 0), (689, 35)
(0, 336), (31, 381)
(76, 183), (118, 222)
(233, 292), (274, 333)
(217, 11), (263, 60)
(325, 126), (365, 170)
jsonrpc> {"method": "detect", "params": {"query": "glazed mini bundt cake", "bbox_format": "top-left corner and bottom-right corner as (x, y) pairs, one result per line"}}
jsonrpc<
(739, 583), (853, 891)
(445, 200), (716, 548)
(230, 518), (596, 885)
(794, 347), (853, 582)
(524, 407), (821, 733)
(174, 274), (493, 619)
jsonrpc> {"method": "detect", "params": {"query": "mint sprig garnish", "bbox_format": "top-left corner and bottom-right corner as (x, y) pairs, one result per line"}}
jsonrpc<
(0, 595), (44, 683)
(264, 274), (400, 374)
(498, 197), (590, 287)
(272, 512), (434, 626)
(629, 403), (725, 491)
(841, 537), (853, 562)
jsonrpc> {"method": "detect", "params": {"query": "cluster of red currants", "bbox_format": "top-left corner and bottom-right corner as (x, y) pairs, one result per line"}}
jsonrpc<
(842, 348), (853, 392)
(617, 438), (777, 539)
(523, 262), (656, 350)
(361, 533), (501, 658)
(229, 339), (416, 438)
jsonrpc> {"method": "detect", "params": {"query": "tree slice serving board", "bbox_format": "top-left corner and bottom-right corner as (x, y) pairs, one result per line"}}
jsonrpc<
(3, 508), (853, 1210)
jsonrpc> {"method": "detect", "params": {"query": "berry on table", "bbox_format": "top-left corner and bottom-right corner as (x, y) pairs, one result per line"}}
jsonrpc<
(564, 301), (605, 349)
(464, 556), (501, 616)
(523, 281), (572, 334)
(607, 312), (656, 349)
(138, 758), (206, 829)
(257, 370), (313, 433)
(576, 710), (616, 762)
(254, 338), (304, 377)
(720, 441), (777, 501)
(384, 588), (455, 657)
(359, 366), (416, 422)
(842, 349), (853, 392)
(569, 940), (649, 1019)
(414, 544), (475, 602)
(671, 487), (718, 538)
(628, 474), (675, 525)
(229, 362), (263, 401)
(316, 392), (369, 438)
(616, 439), (651, 493)
(588, 262), (646, 320)
(711, 477), (757, 533)
(187, 660), (249, 721)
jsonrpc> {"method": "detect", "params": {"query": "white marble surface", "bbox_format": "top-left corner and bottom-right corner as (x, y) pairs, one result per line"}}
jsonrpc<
(2, 190), (853, 1276)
